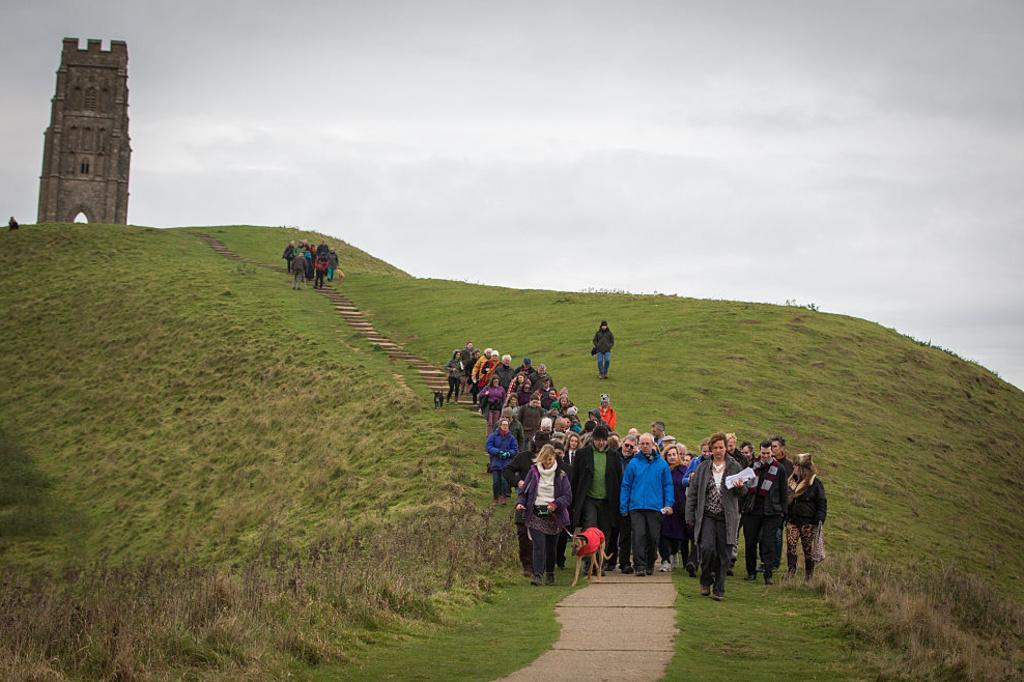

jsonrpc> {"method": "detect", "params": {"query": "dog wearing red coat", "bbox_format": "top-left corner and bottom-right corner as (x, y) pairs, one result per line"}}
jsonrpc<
(571, 527), (610, 587)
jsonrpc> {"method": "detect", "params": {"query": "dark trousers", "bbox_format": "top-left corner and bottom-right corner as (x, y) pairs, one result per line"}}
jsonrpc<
(581, 497), (611, 537)
(773, 525), (783, 570)
(314, 270), (325, 288)
(613, 515), (633, 568)
(491, 471), (510, 499)
(743, 514), (783, 578)
(659, 535), (682, 563)
(699, 516), (730, 595)
(470, 382), (480, 405)
(515, 522), (533, 572)
(531, 529), (558, 577)
(446, 376), (460, 402)
(556, 529), (568, 567)
(630, 510), (662, 573)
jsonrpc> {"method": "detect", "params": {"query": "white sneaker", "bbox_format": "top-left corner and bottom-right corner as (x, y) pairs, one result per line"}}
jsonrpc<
(659, 560), (671, 572)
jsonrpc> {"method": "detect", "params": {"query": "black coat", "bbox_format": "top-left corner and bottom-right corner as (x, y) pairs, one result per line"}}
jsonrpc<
(570, 444), (623, 528)
(743, 459), (789, 517)
(787, 478), (827, 525)
(593, 328), (615, 352)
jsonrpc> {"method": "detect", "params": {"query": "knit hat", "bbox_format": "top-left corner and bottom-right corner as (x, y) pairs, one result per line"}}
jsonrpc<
(566, 406), (578, 417)
(600, 393), (609, 404)
(522, 357), (532, 366)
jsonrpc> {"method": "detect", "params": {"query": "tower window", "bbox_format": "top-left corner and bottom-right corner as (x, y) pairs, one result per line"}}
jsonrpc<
(80, 159), (90, 174)
(84, 87), (97, 110)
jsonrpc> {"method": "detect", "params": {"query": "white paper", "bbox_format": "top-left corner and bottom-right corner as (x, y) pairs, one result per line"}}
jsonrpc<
(726, 467), (757, 489)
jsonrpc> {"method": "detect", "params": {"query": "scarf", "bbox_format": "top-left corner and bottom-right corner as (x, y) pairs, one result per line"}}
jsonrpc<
(789, 471), (817, 499)
(535, 461), (557, 507)
(748, 457), (779, 497)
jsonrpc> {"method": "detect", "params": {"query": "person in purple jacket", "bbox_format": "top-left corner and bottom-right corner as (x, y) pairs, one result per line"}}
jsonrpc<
(516, 444), (573, 586)
(658, 444), (688, 572)
(485, 418), (518, 504)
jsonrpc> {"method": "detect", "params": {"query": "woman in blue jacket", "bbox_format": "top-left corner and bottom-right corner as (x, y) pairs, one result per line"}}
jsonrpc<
(485, 418), (518, 504)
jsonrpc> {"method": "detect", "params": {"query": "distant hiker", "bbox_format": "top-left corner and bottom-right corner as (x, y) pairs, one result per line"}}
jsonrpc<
(8, 216), (18, 231)
(445, 350), (463, 404)
(459, 341), (475, 395)
(651, 421), (667, 449)
(485, 417), (518, 504)
(514, 356), (533, 377)
(303, 245), (314, 281)
(528, 363), (553, 390)
(786, 453), (827, 581)
(495, 354), (516, 390)
(658, 444), (688, 572)
(467, 349), (482, 405)
(519, 394), (544, 443)
(501, 406), (526, 453)
(479, 375), (507, 433)
(685, 432), (746, 600)
(741, 440), (788, 585)
(314, 253), (329, 289)
(327, 249), (339, 281)
(515, 444), (572, 586)
(620, 432), (674, 577)
(289, 250), (306, 289)
(282, 241), (295, 269)
(315, 240), (330, 259)
(593, 320), (614, 379)
(598, 393), (617, 431)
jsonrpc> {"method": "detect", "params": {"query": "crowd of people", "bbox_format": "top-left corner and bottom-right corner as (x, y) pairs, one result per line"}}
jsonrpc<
(282, 239), (343, 290)
(447, 336), (828, 599)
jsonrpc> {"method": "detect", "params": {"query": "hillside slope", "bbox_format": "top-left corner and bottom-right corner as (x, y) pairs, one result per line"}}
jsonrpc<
(214, 226), (1024, 599)
(0, 224), (478, 569)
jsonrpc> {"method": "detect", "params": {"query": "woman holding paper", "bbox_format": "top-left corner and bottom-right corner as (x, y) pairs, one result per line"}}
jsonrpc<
(684, 432), (746, 601)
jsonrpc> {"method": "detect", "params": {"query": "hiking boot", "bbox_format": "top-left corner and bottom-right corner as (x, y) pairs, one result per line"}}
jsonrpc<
(530, 575), (542, 586)
(659, 561), (671, 572)
(545, 573), (555, 586)
(744, 574), (757, 581)
(635, 570), (647, 577)
(685, 563), (696, 578)
(700, 585), (711, 597)
(602, 561), (615, 573)
(711, 592), (724, 601)
(620, 566), (634, 575)
(764, 574), (774, 585)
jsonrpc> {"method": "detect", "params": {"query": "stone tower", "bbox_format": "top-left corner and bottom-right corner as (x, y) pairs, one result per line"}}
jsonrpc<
(37, 38), (131, 224)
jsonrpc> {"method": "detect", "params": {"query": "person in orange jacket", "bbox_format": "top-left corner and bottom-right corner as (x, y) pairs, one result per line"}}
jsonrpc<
(598, 394), (617, 431)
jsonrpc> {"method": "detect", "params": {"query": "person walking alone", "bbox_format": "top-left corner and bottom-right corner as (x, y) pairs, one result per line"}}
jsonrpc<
(593, 320), (615, 379)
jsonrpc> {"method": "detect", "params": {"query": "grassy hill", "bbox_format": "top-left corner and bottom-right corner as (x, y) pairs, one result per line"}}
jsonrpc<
(2, 223), (1022, 680)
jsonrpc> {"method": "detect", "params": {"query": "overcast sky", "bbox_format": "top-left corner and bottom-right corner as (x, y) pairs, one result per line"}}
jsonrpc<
(3, 1), (1022, 388)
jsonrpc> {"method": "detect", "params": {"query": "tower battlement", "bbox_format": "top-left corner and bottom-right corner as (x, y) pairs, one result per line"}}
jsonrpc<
(38, 38), (131, 224)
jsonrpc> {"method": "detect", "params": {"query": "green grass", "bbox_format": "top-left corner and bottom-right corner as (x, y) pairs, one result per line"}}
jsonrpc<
(4, 223), (1023, 680)
(667, 573), (863, 681)
(309, 582), (570, 681)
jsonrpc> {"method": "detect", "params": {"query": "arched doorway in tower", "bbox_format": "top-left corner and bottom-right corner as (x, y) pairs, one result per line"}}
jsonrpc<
(73, 211), (89, 224)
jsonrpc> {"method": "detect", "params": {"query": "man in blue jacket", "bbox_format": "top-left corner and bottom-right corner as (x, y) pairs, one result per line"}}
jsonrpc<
(620, 433), (674, 576)
(485, 418), (518, 504)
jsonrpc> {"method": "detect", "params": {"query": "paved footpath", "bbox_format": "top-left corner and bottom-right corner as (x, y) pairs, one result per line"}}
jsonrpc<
(499, 571), (677, 682)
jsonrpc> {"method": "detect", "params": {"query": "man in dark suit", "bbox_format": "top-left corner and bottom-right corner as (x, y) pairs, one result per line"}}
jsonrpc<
(570, 425), (622, 571)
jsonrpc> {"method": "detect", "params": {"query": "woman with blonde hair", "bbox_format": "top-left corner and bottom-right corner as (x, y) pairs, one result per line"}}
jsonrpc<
(516, 444), (573, 585)
(786, 453), (827, 580)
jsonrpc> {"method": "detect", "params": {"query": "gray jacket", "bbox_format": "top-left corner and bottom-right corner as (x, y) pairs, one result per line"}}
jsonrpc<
(685, 458), (744, 544)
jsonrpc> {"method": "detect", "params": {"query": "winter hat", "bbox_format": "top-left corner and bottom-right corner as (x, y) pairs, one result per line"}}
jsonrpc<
(600, 394), (610, 404)
(522, 357), (532, 366)
(566, 406), (578, 417)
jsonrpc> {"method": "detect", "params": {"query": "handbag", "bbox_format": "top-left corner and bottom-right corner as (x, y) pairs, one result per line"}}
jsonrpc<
(811, 522), (826, 563)
(590, 346), (598, 356)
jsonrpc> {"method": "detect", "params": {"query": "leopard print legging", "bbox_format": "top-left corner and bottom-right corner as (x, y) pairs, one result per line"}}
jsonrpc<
(786, 522), (815, 566)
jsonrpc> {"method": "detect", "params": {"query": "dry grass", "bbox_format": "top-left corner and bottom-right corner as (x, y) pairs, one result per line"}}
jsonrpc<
(803, 552), (1024, 680)
(0, 500), (512, 681)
